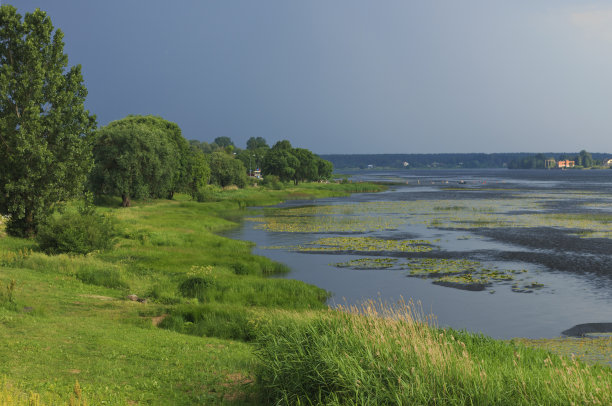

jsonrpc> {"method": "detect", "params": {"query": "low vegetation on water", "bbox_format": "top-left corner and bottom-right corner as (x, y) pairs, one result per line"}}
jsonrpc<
(330, 257), (539, 293)
(252, 192), (612, 238)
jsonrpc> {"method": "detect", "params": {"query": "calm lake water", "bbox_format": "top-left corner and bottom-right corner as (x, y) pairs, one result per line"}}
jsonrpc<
(224, 169), (612, 339)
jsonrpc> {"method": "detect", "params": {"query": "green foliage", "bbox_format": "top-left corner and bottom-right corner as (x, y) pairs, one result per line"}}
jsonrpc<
(0, 279), (16, 311)
(255, 303), (612, 405)
(317, 158), (333, 179)
(90, 115), (182, 206)
(576, 149), (594, 167)
(236, 149), (266, 177)
(188, 139), (215, 153)
(194, 185), (222, 202)
(36, 207), (117, 255)
(213, 136), (234, 148)
(0, 183), (373, 403)
(508, 150), (599, 169)
(292, 148), (319, 184)
(246, 136), (268, 151)
(185, 148), (211, 199)
(261, 175), (284, 190)
(159, 304), (254, 341)
(209, 151), (247, 188)
(76, 266), (128, 289)
(113, 115), (191, 198)
(0, 5), (97, 236)
(178, 276), (217, 301)
(263, 140), (333, 184)
(508, 153), (550, 169)
(263, 148), (297, 182)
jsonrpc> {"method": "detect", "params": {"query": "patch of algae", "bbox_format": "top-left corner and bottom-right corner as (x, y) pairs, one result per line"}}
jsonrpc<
(513, 337), (612, 368)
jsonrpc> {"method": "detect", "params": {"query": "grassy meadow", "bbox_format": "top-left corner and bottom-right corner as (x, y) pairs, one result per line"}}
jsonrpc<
(0, 181), (611, 405)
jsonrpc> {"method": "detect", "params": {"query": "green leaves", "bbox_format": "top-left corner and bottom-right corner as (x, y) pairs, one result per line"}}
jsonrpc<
(209, 151), (246, 188)
(90, 116), (183, 206)
(0, 5), (96, 236)
(262, 140), (333, 184)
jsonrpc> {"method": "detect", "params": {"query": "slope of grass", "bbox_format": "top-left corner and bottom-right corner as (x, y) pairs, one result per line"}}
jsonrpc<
(0, 184), (354, 404)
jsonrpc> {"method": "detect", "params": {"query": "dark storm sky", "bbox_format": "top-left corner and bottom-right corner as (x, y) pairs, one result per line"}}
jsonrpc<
(9, 1), (612, 154)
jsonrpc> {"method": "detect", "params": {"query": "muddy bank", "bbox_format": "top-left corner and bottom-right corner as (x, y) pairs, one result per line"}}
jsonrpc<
(562, 323), (612, 337)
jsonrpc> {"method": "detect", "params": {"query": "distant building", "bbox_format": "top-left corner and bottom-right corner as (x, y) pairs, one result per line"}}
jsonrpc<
(253, 168), (262, 179)
(605, 159), (612, 167)
(545, 159), (556, 169)
(558, 160), (575, 168)
(367, 164), (374, 169)
(403, 162), (409, 167)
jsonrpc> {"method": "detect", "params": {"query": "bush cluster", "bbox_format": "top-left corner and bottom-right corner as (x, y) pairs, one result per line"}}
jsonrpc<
(36, 210), (117, 255)
(261, 175), (284, 190)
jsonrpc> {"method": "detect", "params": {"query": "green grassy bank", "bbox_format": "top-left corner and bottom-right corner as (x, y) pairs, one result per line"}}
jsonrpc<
(0, 182), (610, 405)
(0, 182), (382, 404)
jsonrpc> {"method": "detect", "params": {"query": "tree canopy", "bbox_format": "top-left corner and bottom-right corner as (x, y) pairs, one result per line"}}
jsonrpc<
(0, 5), (96, 236)
(209, 151), (247, 188)
(107, 115), (190, 198)
(90, 116), (182, 207)
(246, 136), (268, 150)
(185, 147), (211, 199)
(263, 140), (333, 184)
(213, 136), (234, 148)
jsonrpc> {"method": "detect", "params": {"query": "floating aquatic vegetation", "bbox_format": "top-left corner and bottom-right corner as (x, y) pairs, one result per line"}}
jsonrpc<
(513, 337), (612, 368)
(298, 237), (433, 253)
(261, 245), (291, 250)
(405, 258), (479, 277)
(511, 282), (545, 293)
(433, 205), (465, 211)
(403, 258), (525, 292)
(327, 256), (534, 294)
(332, 257), (398, 269)
(251, 191), (612, 239)
(433, 274), (491, 291)
(246, 213), (403, 233)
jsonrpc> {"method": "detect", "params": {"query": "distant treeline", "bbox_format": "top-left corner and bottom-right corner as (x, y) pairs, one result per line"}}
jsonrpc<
(321, 152), (611, 170)
(506, 150), (610, 169)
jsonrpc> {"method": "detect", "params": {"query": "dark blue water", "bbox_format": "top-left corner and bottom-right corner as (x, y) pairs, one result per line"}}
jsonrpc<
(224, 169), (612, 339)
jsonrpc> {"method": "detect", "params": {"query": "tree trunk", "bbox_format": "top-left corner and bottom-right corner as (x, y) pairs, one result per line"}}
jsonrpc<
(121, 194), (131, 207)
(24, 209), (35, 238)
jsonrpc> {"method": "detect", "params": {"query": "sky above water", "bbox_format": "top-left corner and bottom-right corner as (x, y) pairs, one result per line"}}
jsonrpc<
(9, 1), (612, 154)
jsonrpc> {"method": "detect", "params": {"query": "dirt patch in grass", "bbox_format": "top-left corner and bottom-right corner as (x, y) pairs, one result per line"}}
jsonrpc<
(79, 294), (115, 301)
(221, 373), (255, 402)
(151, 314), (168, 326)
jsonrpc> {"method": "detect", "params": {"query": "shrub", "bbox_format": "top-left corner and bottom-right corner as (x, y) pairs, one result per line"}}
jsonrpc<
(178, 276), (216, 301)
(159, 304), (254, 341)
(232, 261), (261, 276)
(147, 281), (181, 304)
(36, 210), (117, 255)
(261, 175), (284, 190)
(194, 185), (222, 202)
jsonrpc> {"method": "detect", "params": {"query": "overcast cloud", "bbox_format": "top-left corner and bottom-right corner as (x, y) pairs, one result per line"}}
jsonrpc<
(9, 1), (612, 154)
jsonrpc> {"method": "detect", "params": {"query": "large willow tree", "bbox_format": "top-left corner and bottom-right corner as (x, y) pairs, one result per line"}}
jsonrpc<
(0, 6), (96, 236)
(90, 116), (182, 207)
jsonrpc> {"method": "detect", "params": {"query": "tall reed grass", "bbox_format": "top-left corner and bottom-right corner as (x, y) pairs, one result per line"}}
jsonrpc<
(255, 299), (612, 405)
